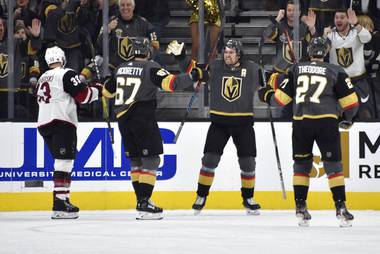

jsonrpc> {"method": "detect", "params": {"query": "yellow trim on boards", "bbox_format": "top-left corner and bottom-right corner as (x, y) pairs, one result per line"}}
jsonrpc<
(0, 191), (379, 211)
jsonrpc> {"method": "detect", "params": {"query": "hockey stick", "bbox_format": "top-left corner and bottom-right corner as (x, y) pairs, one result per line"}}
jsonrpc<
(84, 31), (115, 145)
(173, 0), (225, 144)
(173, 84), (200, 143)
(284, 28), (297, 64)
(259, 38), (287, 199)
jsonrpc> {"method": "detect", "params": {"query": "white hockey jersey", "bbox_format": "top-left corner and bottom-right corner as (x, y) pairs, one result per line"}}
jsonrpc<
(36, 67), (100, 127)
(328, 26), (372, 78)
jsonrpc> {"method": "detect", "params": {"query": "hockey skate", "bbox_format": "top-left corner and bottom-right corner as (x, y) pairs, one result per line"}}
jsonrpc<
(51, 198), (79, 219)
(243, 198), (261, 215)
(192, 195), (207, 215)
(296, 200), (311, 227)
(136, 198), (163, 220)
(335, 201), (354, 227)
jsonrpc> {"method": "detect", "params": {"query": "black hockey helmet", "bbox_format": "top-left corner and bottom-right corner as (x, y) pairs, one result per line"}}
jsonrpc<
(308, 37), (329, 58)
(132, 37), (151, 58)
(225, 39), (243, 57)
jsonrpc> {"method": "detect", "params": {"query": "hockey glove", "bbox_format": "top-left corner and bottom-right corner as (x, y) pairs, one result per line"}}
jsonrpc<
(166, 40), (185, 57)
(258, 86), (275, 104)
(90, 83), (104, 98)
(190, 66), (209, 82)
(339, 120), (353, 130)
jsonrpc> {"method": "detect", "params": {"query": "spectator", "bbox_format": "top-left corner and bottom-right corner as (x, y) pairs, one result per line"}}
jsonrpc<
(324, 9), (374, 119)
(0, 17), (39, 120)
(97, 0), (158, 72)
(14, 0), (39, 28)
(135, 0), (170, 40)
(42, 0), (86, 72)
(14, 20), (41, 120)
(77, 0), (119, 46)
(351, 0), (380, 32)
(358, 15), (380, 118)
(263, 0), (316, 119)
(186, 0), (221, 62)
(308, 0), (347, 36)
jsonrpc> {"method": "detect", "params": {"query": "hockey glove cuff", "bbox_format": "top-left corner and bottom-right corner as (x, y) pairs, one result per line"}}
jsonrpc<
(258, 86), (275, 104)
(339, 120), (353, 130)
(190, 67), (209, 82)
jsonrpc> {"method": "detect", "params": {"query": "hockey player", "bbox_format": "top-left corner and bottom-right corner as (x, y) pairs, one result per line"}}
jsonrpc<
(258, 37), (359, 227)
(192, 39), (262, 216)
(102, 37), (207, 220)
(36, 46), (103, 219)
(324, 8), (374, 119)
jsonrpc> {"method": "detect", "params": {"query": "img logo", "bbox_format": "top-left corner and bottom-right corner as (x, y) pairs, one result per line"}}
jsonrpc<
(0, 127), (177, 182)
(310, 132), (350, 178)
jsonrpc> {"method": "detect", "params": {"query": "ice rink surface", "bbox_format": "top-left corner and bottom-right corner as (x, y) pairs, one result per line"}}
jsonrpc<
(0, 210), (379, 254)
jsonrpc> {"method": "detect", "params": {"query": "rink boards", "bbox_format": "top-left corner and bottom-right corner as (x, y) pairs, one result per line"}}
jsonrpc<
(0, 122), (379, 211)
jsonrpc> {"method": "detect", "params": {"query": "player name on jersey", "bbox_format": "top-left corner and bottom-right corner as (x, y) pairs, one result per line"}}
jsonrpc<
(38, 75), (54, 83)
(298, 65), (326, 75)
(116, 66), (143, 76)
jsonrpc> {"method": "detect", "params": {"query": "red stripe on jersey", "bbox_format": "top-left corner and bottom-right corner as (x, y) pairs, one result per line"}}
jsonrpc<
(53, 190), (70, 194)
(294, 173), (309, 177)
(37, 119), (77, 129)
(200, 171), (214, 177)
(241, 175), (255, 180)
(169, 75), (176, 91)
(328, 172), (344, 179)
(74, 87), (91, 103)
(343, 102), (359, 110)
(186, 60), (196, 74)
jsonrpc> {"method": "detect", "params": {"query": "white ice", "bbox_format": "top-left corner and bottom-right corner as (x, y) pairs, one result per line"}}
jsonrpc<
(0, 210), (379, 254)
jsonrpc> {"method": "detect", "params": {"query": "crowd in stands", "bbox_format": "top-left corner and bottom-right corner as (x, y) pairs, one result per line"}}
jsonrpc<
(0, 0), (379, 121)
(266, 0), (380, 119)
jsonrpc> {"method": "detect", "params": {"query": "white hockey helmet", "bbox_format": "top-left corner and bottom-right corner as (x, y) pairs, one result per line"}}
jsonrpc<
(45, 46), (66, 67)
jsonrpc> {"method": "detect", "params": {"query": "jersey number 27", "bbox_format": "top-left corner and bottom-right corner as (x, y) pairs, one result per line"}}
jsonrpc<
(296, 75), (327, 104)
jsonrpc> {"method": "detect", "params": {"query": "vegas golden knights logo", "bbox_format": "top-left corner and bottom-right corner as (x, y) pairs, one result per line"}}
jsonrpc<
(282, 41), (302, 64)
(310, 132), (350, 178)
(336, 47), (353, 68)
(58, 14), (76, 34)
(118, 37), (134, 61)
(0, 53), (8, 78)
(222, 76), (242, 102)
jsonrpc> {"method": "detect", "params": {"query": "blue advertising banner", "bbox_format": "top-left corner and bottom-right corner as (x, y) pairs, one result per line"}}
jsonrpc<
(0, 127), (177, 181)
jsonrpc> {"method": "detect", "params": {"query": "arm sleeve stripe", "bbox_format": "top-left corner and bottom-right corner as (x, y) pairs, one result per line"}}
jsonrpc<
(269, 29), (278, 41)
(44, 5), (58, 17)
(102, 87), (116, 98)
(274, 89), (292, 106)
(27, 41), (38, 55)
(339, 92), (359, 109)
(74, 87), (92, 104)
(161, 74), (176, 92)
(186, 59), (196, 74)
